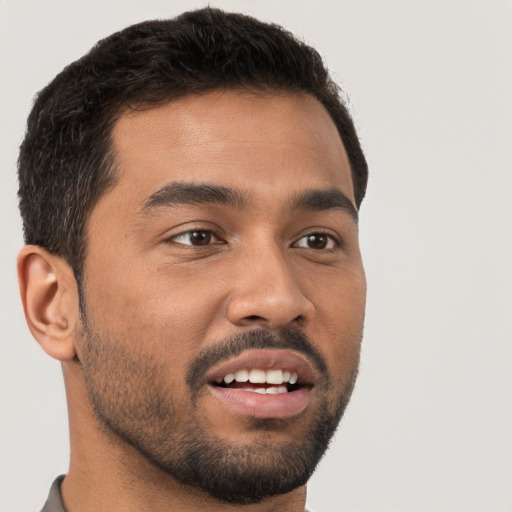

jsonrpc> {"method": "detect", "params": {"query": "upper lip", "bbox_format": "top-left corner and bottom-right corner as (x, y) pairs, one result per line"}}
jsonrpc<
(205, 349), (317, 386)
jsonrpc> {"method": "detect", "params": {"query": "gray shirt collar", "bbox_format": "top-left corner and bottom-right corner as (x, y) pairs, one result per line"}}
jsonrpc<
(40, 475), (66, 512)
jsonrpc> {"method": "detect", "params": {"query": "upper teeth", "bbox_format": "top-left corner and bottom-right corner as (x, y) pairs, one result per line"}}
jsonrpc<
(222, 369), (298, 385)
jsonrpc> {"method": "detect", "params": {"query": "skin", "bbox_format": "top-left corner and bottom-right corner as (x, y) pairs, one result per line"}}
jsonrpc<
(18, 90), (366, 512)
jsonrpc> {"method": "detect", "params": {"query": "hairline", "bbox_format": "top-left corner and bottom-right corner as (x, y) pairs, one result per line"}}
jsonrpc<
(73, 86), (359, 311)
(78, 86), (359, 273)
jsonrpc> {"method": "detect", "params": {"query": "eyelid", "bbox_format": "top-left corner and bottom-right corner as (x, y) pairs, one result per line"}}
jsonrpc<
(167, 228), (225, 246)
(293, 231), (341, 250)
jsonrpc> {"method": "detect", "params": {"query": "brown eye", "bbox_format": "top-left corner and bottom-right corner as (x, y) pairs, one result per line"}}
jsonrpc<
(189, 230), (211, 245)
(295, 233), (336, 250)
(171, 230), (215, 246)
(307, 234), (327, 249)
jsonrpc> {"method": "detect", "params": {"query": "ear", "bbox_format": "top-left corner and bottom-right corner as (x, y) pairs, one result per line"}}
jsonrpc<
(17, 245), (79, 361)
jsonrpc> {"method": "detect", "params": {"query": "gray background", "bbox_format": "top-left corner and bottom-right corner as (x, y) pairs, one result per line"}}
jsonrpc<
(1, 1), (511, 511)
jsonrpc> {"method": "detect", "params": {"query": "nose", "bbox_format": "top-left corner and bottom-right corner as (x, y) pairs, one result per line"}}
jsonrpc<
(225, 244), (315, 330)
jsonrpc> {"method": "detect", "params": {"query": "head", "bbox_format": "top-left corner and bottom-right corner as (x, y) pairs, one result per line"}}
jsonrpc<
(18, 7), (367, 287)
(17, 7), (368, 506)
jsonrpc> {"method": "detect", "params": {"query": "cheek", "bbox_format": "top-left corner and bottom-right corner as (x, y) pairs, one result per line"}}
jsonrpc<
(310, 266), (366, 378)
(82, 257), (229, 363)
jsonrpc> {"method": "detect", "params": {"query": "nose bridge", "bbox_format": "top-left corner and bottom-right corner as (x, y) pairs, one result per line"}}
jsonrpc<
(226, 236), (314, 329)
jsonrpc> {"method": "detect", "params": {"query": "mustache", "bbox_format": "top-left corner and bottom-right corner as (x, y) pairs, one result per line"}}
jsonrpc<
(186, 328), (328, 393)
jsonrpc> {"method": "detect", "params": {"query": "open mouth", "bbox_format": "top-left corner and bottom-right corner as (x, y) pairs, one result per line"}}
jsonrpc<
(205, 350), (316, 418)
(211, 368), (305, 394)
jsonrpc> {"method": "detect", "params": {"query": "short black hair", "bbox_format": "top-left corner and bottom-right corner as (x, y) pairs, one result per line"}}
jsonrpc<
(18, 7), (368, 282)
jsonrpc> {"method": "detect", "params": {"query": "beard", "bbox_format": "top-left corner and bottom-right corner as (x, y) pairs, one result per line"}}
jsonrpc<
(77, 317), (360, 504)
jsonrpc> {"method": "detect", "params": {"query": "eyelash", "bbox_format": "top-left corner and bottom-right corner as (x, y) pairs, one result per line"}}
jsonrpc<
(168, 229), (225, 247)
(168, 229), (340, 251)
(293, 232), (339, 251)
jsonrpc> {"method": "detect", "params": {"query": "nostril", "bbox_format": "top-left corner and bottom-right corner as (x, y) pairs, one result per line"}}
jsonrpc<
(245, 315), (264, 321)
(242, 314), (305, 326)
(292, 314), (306, 326)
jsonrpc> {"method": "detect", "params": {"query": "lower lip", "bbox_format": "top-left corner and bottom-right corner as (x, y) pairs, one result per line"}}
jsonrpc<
(208, 385), (311, 419)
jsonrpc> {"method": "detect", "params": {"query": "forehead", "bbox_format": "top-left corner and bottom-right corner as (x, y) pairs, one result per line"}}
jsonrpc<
(107, 90), (354, 212)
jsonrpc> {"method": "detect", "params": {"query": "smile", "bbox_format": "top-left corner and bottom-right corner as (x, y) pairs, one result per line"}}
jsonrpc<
(206, 350), (316, 418)
(215, 368), (299, 394)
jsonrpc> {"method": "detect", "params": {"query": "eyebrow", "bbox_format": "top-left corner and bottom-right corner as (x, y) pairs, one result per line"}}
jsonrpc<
(292, 188), (358, 221)
(140, 181), (357, 221)
(141, 182), (246, 212)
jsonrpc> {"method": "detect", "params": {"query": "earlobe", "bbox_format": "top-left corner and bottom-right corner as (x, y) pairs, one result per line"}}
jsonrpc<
(17, 245), (79, 361)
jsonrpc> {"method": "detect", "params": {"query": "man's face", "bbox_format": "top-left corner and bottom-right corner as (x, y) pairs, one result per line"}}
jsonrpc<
(77, 91), (366, 503)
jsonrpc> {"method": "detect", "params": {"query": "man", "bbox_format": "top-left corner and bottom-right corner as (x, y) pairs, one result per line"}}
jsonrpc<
(17, 7), (367, 512)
